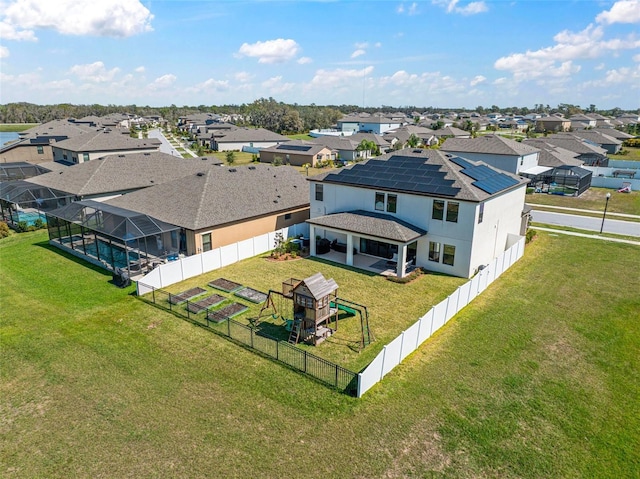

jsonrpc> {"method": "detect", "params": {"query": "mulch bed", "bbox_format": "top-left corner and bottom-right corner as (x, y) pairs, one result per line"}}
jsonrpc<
(207, 302), (249, 323)
(208, 278), (242, 293)
(234, 287), (268, 304)
(169, 287), (207, 304)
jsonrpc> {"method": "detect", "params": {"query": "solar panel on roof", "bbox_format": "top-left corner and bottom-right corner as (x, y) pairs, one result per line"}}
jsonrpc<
(450, 156), (474, 169)
(276, 144), (312, 152)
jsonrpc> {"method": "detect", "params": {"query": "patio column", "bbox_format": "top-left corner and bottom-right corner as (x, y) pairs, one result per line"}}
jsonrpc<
(396, 244), (407, 278)
(346, 234), (354, 266)
(309, 224), (316, 256)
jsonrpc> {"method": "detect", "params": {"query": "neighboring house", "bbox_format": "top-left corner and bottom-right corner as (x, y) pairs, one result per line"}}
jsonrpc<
(441, 135), (540, 175)
(212, 127), (290, 152)
(432, 126), (472, 140)
(562, 130), (623, 155)
(0, 119), (94, 164)
(383, 125), (438, 149)
(535, 116), (571, 133)
(307, 148), (528, 279)
(27, 151), (223, 201)
(520, 139), (592, 195)
(105, 163), (310, 255)
(259, 140), (335, 167)
(540, 135), (609, 166)
(52, 128), (161, 165)
(591, 128), (635, 142)
(569, 114), (597, 129)
(312, 133), (391, 161)
(337, 114), (404, 135)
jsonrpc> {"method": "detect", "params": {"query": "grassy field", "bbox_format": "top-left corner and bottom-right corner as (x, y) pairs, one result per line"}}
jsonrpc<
(527, 187), (640, 216)
(609, 145), (640, 162)
(1, 230), (639, 478)
(0, 123), (39, 132)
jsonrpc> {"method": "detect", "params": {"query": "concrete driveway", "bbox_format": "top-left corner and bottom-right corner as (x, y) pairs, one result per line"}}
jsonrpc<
(148, 129), (182, 157)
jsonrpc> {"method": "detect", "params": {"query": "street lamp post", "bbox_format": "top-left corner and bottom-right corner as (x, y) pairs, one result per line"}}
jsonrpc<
(600, 192), (611, 233)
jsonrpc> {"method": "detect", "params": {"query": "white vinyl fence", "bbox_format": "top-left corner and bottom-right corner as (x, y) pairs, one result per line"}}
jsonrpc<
(357, 235), (526, 397)
(136, 223), (309, 295)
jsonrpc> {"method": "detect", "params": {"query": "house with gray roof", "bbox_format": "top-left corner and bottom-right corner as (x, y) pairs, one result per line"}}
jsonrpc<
(561, 130), (623, 154)
(535, 116), (571, 133)
(307, 148), (528, 278)
(212, 127), (290, 152)
(311, 133), (391, 162)
(0, 119), (95, 164)
(28, 151), (222, 200)
(51, 128), (161, 165)
(539, 135), (608, 166)
(337, 114), (404, 135)
(441, 134), (540, 175)
(259, 140), (335, 167)
(106, 163), (310, 256)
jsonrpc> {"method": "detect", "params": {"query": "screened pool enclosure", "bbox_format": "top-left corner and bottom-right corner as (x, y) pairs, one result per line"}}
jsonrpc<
(46, 200), (181, 278)
(0, 180), (74, 227)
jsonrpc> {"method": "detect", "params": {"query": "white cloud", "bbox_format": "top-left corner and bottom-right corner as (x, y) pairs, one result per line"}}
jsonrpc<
(1, 0), (153, 39)
(0, 20), (37, 40)
(187, 78), (229, 93)
(237, 38), (300, 64)
(493, 77), (508, 85)
(596, 0), (640, 25)
(470, 75), (486, 86)
(0, 45), (9, 58)
(261, 76), (295, 94)
(397, 2), (419, 15)
(148, 74), (176, 89)
(494, 24), (640, 82)
(309, 66), (374, 89)
(69, 61), (120, 82)
(432, 0), (488, 15)
(235, 71), (253, 83)
(634, 53), (640, 62)
(297, 56), (312, 65)
(135, 66), (145, 73)
(595, 63), (605, 70)
(355, 42), (369, 49)
(351, 49), (366, 59)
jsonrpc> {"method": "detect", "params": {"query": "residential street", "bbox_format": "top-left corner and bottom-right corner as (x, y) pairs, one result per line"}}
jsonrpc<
(147, 128), (182, 157)
(532, 210), (640, 237)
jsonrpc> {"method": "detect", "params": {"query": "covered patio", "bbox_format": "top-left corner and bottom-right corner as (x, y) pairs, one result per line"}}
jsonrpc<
(45, 200), (181, 279)
(307, 210), (426, 278)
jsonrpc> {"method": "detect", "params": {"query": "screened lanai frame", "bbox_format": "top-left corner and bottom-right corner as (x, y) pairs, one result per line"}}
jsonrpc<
(521, 166), (593, 197)
(0, 162), (51, 181)
(46, 199), (181, 278)
(0, 180), (75, 227)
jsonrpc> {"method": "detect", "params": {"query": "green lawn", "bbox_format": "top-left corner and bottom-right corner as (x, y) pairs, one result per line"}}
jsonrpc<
(0, 123), (39, 132)
(527, 187), (640, 216)
(610, 145), (640, 162)
(1, 230), (638, 478)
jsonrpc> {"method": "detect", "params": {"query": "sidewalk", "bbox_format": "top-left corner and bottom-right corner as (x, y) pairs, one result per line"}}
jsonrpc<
(527, 203), (640, 220)
(531, 226), (640, 245)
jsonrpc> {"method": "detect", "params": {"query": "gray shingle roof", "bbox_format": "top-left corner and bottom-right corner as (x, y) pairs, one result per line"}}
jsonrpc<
(105, 164), (310, 230)
(27, 152), (222, 196)
(441, 135), (540, 156)
(297, 272), (338, 300)
(307, 210), (426, 243)
(261, 139), (329, 156)
(541, 136), (607, 155)
(521, 140), (583, 167)
(52, 129), (161, 152)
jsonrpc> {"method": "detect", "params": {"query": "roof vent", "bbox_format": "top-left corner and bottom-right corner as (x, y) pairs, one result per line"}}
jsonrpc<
(196, 172), (205, 177)
(201, 157), (208, 160)
(144, 152), (150, 156)
(248, 166), (256, 170)
(228, 168), (237, 172)
(118, 154), (125, 157)
(413, 149), (422, 153)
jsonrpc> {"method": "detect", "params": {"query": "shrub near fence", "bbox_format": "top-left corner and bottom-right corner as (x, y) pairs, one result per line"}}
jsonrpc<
(139, 284), (358, 395)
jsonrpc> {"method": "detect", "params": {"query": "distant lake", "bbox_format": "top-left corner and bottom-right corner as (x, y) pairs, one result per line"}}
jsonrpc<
(0, 132), (20, 147)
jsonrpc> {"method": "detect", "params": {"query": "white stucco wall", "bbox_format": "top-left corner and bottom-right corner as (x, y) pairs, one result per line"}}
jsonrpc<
(467, 185), (527, 275)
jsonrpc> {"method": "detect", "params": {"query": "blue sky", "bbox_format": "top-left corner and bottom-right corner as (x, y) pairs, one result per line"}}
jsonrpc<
(1, 0), (639, 110)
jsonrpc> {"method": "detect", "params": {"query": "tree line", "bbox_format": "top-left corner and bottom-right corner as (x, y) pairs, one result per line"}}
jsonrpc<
(0, 100), (636, 135)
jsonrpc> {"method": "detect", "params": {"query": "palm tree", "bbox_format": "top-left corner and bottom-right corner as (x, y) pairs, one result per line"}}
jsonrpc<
(356, 139), (377, 160)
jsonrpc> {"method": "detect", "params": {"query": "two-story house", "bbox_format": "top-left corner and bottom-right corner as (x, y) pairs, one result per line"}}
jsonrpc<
(306, 148), (528, 279)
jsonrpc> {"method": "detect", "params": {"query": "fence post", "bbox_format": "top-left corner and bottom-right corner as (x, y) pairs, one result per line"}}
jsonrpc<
(304, 350), (308, 373)
(152, 287), (155, 304)
(250, 328), (254, 348)
(335, 365), (339, 388)
(227, 319), (231, 336)
(276, 340), (279, 360)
